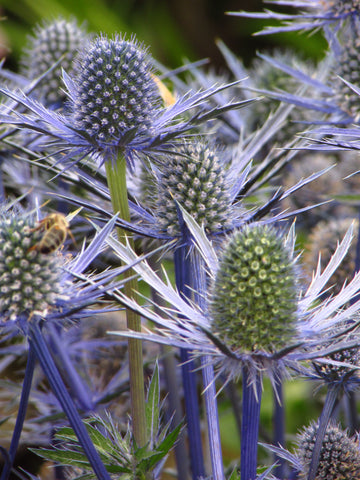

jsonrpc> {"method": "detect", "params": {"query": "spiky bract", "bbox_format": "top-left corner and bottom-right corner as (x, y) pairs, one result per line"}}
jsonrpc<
(297, 422), (360, 480)
(303, 218), (358, 295)
(210, 225), (297, 353)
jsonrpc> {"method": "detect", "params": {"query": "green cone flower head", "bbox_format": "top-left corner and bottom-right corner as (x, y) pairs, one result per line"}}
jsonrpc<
(20, 17), (89, 105)
(155, 140), (233, 236)
(70, 34), (160, 150)
(0, 211), (64, 322)
(210, 224), (298, 353)
(297, 423), (360, 480)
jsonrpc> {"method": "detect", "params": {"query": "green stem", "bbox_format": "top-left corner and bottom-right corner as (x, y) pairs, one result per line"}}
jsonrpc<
(105, 155), (147, 447)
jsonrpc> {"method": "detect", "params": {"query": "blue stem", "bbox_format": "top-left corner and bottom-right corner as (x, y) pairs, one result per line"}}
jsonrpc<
(28, 321), (112, 480)
(201, 357), (224, 480)
(47, 323), (94, 412)
(0, 344), (36, 480)
(345, 391), (359, 434)
(308, 385), (340, 480)
(192, 249), (224, 480)
(148, 254), (190, 480)
(241, 367), (262, 480)
(174, 246), (206, 480)
(162, 347), (190, 480)
(273, 380), (286, 480)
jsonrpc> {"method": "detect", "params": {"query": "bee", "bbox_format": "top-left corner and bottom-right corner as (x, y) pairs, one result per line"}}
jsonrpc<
(28, 213), (75, 254)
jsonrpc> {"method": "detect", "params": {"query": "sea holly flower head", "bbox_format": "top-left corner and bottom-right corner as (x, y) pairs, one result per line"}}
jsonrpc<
(152, 140), (233, 237)
(210, 224), (297, 354)
(296, 422), (360, 480)
(0, 200), (118, 332)
(303, 218), (358, 295)
(331, 33), (360, 120)
(0, 208), (65, 323)
(68, 34), (161, 160)
(311, 334), (360, 388)
(20, 17), (89, 106)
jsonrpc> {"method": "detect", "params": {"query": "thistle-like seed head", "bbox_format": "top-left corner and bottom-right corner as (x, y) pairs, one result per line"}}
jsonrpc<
(210, 225), (298, 353)
(70, 34), (160, 150)
(0, 212), (64, 322)
(297, 422), (360, 480)
(20, 17), (89, 105)
(155, 141), (233, 236)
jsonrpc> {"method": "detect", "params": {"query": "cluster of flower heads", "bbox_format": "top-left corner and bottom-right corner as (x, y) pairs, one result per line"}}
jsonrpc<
(222, 1), (360, 131)
(2, 6), (360, 480)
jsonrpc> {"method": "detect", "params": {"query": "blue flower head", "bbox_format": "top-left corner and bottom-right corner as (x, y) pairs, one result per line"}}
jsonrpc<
(67, 34), (161, 161)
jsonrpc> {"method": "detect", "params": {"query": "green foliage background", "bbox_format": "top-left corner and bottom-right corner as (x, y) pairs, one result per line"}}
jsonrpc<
(0, 0), (327, 72)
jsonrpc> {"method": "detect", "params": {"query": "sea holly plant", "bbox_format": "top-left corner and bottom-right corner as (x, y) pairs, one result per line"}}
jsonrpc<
(104, 212), (360, 480)
(19, 17), (90, 107)
(31, 363), (182, 480)
(3, 7), (360, 480)
(0, 31), (255, 453)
